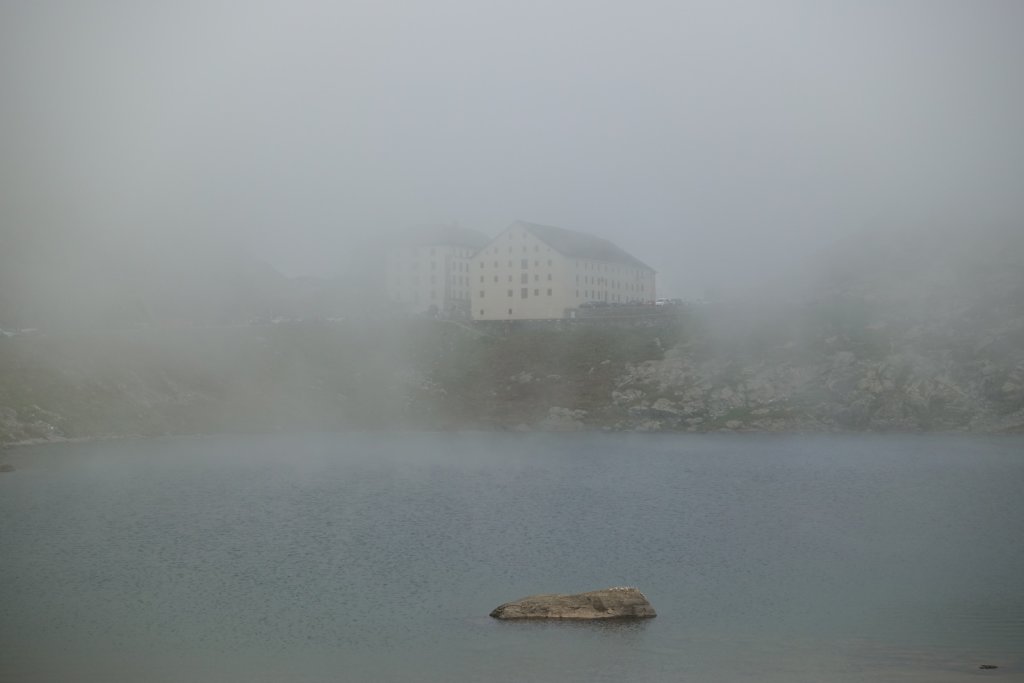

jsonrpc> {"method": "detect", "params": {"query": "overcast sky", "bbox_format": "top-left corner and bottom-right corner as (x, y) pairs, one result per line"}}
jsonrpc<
(3, 0), (1022, 296)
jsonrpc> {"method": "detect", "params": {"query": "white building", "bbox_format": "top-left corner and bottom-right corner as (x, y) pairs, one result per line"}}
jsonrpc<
(470, 221), (655, 321)
(385, 225), (490, 317)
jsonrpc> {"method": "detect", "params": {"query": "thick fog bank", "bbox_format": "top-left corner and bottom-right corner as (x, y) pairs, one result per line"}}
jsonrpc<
(2, 224), (1022, 445)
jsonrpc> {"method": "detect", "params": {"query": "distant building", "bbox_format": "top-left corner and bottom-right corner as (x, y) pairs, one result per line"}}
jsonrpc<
(470, 221), (655, 320)
(385, 225), (490, 317)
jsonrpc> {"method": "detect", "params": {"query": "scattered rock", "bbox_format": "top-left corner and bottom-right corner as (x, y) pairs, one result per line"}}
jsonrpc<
(650, 398), (682, 416)
(633, 419), (663, 432)
(490, 587), (656, 620)
(538, 407), (587, 432)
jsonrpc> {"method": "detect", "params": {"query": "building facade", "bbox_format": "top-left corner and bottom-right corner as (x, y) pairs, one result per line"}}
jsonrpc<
(385, 226), (490, 317)
(470, 221), (655, 320)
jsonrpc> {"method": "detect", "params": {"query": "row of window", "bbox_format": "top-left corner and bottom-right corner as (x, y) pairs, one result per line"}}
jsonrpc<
(575, 260), (649, 280)
(573, 274), (646, 291)
(415, 271), (641, 291)
(481, 259), (554, 269)
(477, 288), (554, 299)
(477, 273), (554, 283)
(572, 291), (634, 302)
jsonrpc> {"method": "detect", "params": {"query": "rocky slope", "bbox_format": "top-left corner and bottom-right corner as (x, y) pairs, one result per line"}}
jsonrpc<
(2, 228), (1023, 445)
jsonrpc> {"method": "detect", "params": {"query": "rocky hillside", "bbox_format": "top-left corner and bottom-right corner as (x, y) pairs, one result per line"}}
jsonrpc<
(414, 225), (1024, 433)
(2, 227), (1023, 445)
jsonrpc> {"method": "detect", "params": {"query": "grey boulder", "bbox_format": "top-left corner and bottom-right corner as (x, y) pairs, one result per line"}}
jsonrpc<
(490, 587), (656, 620)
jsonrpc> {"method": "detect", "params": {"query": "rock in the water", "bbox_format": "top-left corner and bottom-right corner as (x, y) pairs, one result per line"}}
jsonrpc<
(0, 463), (14, 473)
(489, 587), (656, 620)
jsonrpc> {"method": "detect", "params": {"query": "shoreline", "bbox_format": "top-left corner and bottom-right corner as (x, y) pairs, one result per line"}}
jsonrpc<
(4, 423), (1022, 455)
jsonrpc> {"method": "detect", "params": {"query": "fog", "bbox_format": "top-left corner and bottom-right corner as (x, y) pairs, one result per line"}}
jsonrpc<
(2, 1), (1023, 441)
(3, 0), (1022, 303)
(3, 7), (1024, 677)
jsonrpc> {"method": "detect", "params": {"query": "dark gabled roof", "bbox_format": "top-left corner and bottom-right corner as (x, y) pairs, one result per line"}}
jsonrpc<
(512, 221), (654, 271)
(404, 224), (490, 250)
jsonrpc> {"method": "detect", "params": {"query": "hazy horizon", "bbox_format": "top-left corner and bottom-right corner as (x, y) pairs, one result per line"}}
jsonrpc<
(3, 1), (1023, 300)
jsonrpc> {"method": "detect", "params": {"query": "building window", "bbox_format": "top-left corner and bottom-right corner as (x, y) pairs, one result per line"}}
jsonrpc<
(479, 291), (485, 298)
(547, 260), (552, 266)
(534, 274), (539, 282)
(508, 275), (512, 282)
(480, 309), (484, 317)
(507, 289), (513, 297)
(508, 308), (513, 315)
(521, 288), (528, 299)
(548, 274), (552, 281)
(431, 290), (436, 299)
(547, 288), (552, 296)
(494, 261), (498, 267)
(521, 273), (528, 284)
(534, 288), (539, 296)
(534, 260), (539, 267)
(576, 290), (579, 297)
(480, 276), (484, 283)
(521, 259), (528, 269)
(494, 276), (499, 283)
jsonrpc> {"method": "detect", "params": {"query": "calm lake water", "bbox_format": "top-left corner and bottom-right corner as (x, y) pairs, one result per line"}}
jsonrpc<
(1, 433), (1022, 682)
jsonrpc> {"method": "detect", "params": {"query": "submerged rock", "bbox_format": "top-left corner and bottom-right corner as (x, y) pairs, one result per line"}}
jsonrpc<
(489, 587), (656, 620)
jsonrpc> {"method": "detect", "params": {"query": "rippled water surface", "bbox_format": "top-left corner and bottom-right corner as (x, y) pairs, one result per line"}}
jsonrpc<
(1, 433), (1022, 682)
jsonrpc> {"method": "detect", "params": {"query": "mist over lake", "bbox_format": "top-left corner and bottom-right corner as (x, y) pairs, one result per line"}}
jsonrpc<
(3, 2), (1024, 681)
(2, 433), (1022, 682)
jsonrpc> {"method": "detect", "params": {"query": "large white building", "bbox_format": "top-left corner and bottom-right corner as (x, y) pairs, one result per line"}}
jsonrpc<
(470, 221), (655, 320)
(385, 225), (490, 317)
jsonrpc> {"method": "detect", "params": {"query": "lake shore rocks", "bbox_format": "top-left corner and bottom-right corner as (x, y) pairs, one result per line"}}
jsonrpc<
(489, 587), (656, 620)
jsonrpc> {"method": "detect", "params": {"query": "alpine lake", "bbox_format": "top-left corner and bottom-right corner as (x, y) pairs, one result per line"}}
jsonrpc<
(1, 432), (1022, 682)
